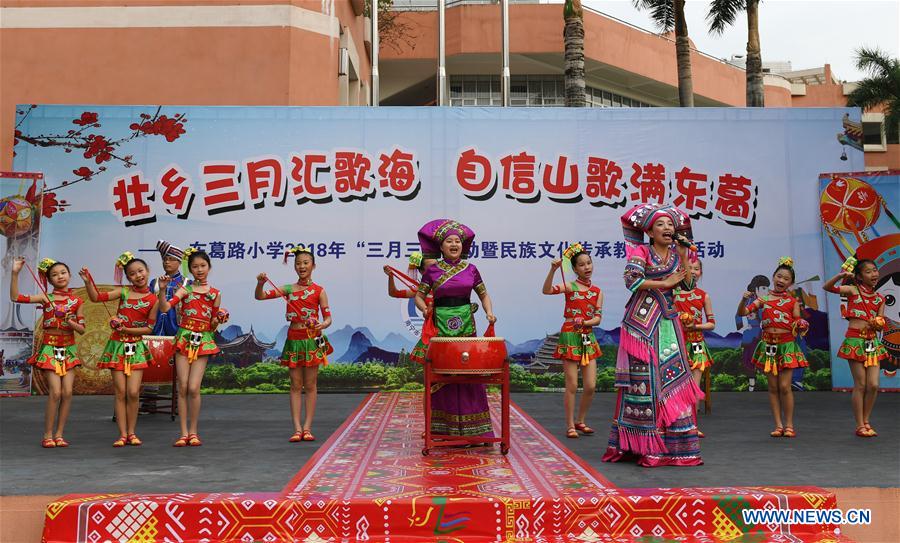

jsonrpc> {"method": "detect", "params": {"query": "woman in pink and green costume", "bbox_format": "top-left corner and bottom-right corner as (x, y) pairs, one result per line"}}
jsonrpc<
(414, 219), (496, 438)
(602, 203), (704, 467)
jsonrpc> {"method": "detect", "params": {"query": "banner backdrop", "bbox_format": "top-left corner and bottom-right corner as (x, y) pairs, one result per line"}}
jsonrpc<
(818, 171), (900, 391)
(11, 105), (864, 393)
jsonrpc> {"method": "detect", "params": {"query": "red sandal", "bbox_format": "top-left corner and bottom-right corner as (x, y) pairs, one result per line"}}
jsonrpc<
(864, 422), (878, 437)
(301, 430), (316, 441)
(566, 427), (579, 439)
(783, 427), (796, 438)
(112, 436), (127, 448)
(574, 422), (595, 435)
(41, 438), (57, 448)
(770, 427), (784, 438)
(188, 434), (203, 446)
(126, 434), (142, 446)
(54, 436), (70, 448)
(173, 435), (189, 447)
(289, 431), (303, 443)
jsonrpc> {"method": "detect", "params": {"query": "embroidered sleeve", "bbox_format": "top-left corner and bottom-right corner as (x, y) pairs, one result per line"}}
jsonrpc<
(623, 244), (648, 293)
(471, 265), (486, 296)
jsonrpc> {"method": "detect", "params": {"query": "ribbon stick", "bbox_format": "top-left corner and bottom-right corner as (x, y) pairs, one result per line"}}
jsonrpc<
(385, 265), (420, 291)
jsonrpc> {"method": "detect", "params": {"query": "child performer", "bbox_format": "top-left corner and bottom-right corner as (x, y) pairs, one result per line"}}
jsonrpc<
(542, 243), (603, 439)
(157, 249), (227, 447)
(673, 259), (715, 437)
(149, 240), (185, 336)
(824, 257), (888, 437)
(737, 257), (809, 438)
(10, 257), (85, 448)
(81, 253), (159, 446)
(384, 251), (436, 364)
(255, 245), (333, 442)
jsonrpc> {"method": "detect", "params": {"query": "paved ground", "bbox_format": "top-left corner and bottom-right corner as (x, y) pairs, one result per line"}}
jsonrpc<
(1, 391), (897, 495)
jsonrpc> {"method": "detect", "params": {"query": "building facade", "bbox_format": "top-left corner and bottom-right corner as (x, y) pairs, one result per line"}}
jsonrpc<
(1, 0), (896, 169)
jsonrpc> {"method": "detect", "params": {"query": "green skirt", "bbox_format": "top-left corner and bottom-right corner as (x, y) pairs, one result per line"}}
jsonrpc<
(751, 338), (808, 375)
(98, 338), (152, 371)
(553, 329), (601, 363)
(174, 327), (220, 359)
(838, 336), (889, 367)
(281, 333), (334, 368)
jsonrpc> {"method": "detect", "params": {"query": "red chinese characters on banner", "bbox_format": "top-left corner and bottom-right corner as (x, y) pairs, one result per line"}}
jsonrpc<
(245, 156), (286, 207)
(159, 164), (194, 219)
(377, 148), (419, 198)
(110, 172), (156, 226)
(629, 162), (667, 205)
(201, 162), (244, 215)
(289, 153), (330, 201)
(334, 151), (374, 199)
(585, 157), (625, 207)
(542, 156), (580, 202)
(673, 166), (710, 217)
(456, 148), (494, 199)
(714, 173), (757, 226)
(500, 151), (538, 201)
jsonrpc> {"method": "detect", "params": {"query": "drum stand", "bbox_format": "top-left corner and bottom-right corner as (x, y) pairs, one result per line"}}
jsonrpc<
(422, 360), (510, 456)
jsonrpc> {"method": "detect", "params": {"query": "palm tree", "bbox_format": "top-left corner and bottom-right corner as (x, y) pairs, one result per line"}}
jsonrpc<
(708, 0), (764, 107)
(847, 47), (900, 142)
(564, 0), (586, 107)
(633, 0), (693, 107)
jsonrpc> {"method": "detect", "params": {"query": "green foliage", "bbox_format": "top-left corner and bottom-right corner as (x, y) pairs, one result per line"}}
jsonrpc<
(806, 349), (831, 372)
(509, 364), (536, 392)
(534, 372), (566, 388)
(596, 365), (616, 391)
(803, 368), (832, 391)
(711, 373), (736, 391)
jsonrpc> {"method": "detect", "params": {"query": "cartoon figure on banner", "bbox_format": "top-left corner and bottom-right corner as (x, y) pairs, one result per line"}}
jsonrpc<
(736, 275), (769, 391)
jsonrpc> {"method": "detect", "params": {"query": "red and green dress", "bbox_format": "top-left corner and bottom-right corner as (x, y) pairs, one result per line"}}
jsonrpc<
(98, 289), (157, 374)
(260, 283), (334, 368)
(172, 285), (221, 361)
(27, 290), (84, 375)
(552, 281), (602, 365)
(838, 287), (888, 367)
(674, 288), (714, 371)
(746, 292), (808, 375)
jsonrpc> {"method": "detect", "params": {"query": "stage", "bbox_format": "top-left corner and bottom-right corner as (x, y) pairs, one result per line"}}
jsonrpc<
(1, 391), (897, 542)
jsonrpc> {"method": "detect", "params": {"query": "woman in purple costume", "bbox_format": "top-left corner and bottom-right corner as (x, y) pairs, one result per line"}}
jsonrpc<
(415, 219), (497, 437)
(602, 203), (704, 467)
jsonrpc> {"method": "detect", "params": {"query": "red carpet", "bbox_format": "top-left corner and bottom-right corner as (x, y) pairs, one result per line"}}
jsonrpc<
(42, 392), (850, 542)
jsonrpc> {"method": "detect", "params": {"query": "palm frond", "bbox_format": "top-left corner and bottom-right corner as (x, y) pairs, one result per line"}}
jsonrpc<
(855, 47), (900, 77)
(633, 0), (675, 33)
(847, 77), (895, 110)
(706, 0), (746, 34)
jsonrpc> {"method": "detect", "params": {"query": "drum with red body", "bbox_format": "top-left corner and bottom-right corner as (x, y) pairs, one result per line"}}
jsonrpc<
(426, 337), (508, 374)
(142, 335), (176, 384)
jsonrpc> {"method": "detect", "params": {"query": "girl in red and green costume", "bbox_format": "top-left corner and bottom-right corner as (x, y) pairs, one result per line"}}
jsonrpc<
(542, 243), (603, 439)
(81, 252), (159, 447)
(158, 248), (227, 447)
(673, 259), (715, 438)
(384, 251), (437, 365)
(256, 245), (333, 442)
(11, 257), (85, 448)
(738, 257), (809, 438)
(824, 257), (888, 437)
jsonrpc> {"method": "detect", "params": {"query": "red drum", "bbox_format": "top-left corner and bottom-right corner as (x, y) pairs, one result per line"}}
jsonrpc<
(426, 337), (508, 374)
(143, 335), (176, 384)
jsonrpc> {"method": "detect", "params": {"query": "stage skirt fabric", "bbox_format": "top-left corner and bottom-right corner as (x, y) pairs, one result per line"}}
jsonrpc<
(750, 333), (808, 375)
(28, 337), (82, 372)
(281, 328), (333, 368)
(684, 332), (713, 371)
(409, 337), (427, 365)
(553, 322), (601, 363)
(97, 337), (152, 371)
(173, 328), (220, 357)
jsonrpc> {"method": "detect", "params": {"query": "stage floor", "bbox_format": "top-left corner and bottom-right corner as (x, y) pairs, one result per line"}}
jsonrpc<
(1, 391), (897, 495)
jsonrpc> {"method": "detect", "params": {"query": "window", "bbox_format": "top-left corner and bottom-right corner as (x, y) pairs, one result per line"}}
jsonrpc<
(863, 122), (884, 146)
(447, 75), (651, 108)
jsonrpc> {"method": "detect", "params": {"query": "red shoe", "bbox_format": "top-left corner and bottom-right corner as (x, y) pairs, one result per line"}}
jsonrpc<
(188, 433), (202, 446)
(289, 431), (303, 443)
(112, 436), (127, 448)
(41, 438), (56, 448)
(54, 436), (70, 447)
(783, 427), (796, 438)
(301, 430), (315, 441)
(697, 430), (705, 439)
(126, 434), (142, 446)
(173, 435), (189, 447)
(574, 422), (595, 435)
(566, 427), (579, 439)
